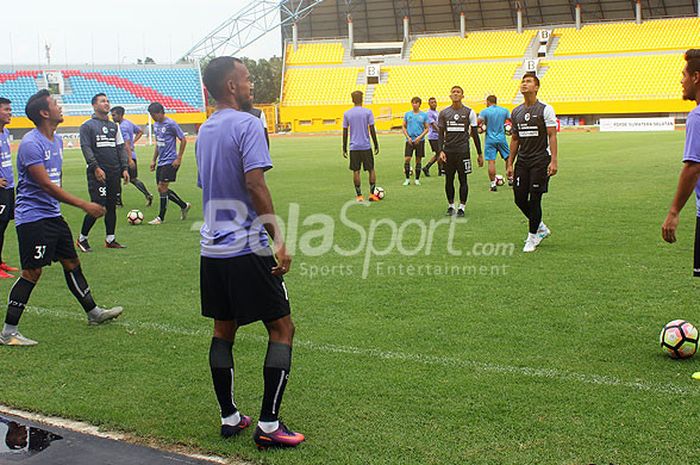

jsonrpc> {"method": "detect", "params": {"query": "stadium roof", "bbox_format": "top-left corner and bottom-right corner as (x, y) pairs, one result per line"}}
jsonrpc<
(283, 0), (699, 42)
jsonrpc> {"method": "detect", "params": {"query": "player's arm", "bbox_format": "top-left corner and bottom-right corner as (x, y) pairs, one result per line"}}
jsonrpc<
(133, 126), (143, 144)
(150, 142), (158, 172)
(415, 121), (429, 143)
(506, 131), (519, 180)
(116, 125), (130, 183)
(401, 118), (412, 144)
(369, 125), (379, 155)
(437, 116), (446, 162)
(547, 126), (558, 177)
(27, 164), (104, 217)
(173, 131), (187, 169)
(245, 168), (290, 276)
(662, 161), (700, 243)
(79, 123), (104, 181)
(342, 127), (348, 158)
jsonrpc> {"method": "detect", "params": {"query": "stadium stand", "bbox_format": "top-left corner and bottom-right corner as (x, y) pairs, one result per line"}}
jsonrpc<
(285, 42), (345, 65)
(410, 31), (536, 61)
(282, 67), (365, 105)
(554, 17), (700, 56)
(0, 72), (42, 115)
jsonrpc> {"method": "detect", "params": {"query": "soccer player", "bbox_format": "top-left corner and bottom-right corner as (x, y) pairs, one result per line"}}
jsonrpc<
(662, 49), (700, 278)
(76, 93), (129, 252)
(0, 90), (123, 346)
(478, 95), (510, 191)
(438, 86), (483, 217)
(147, 102), (191, 224)
(343, 91), (380, 202)
(402, 97), (429, 186)
(197, 57), (304, 449)
(506, 73), (558, 253)
(111, 106), (153, 206)
(422, 97), (443, 177)
(0, 97), (19, 278)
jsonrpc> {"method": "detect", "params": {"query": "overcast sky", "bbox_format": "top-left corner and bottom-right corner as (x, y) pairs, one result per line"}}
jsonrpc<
(1, 0), (282, 66)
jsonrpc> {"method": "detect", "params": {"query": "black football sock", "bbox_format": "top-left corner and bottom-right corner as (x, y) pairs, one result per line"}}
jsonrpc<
(260, 342), (292, 422)
(105, 203), (116, 236)
(370, 183), (376, 196)
(528, 192), (543, 234)
(354, 184), (362, 196)
(4, 277), (36, 328)
(445, 170), (456, 204)
(167, 189), (187, 209)
(404, 162), (411, 179)
(425, 159), (435, 169)
(458, 171), (468, 204)
(209, 337), (238, 418)
(81, 214), (97, 237)
(64, 266), (97, 313)
(159, 193), (168, 220)
(514, 189), (530, 220)
(131, 178), (151, 198)
(415, 163), (422, 180)
(0, 220), (8, 263)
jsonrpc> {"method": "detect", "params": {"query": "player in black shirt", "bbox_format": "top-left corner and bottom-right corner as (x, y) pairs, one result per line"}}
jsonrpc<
(438, 86), (483, 217)
(506, 73), (559, 253)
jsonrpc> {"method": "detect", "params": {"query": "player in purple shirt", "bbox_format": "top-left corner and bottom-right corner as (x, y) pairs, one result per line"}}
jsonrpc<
(662, 50), (700, 277)
(147, 102), (191, 224)
(111, 106), (153, 206)
(0, 97), (19, 278)
(0, 90), (123, 347)
(422, 97), (443, 177)
(197, 56), (304, 449)
(343, 91), (380, 202)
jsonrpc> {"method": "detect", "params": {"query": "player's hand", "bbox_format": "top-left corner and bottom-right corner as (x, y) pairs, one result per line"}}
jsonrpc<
(94, 167), (106, 183)
(150, 161), (156, 172)
(662, 212), (679, 244)
(477, 154), (484, 168)
(439, 151), (447, 163)
(547, 160), (558, 177)
(122, 170), (130, 185)
(172, 159), (181, 169)
(343, 150), (348, 159)
(0, 178), (7, 188)
(374, 146), (380, 156)
(272, 243), (292, 276)
(506, 163), (514, 180)
(128, 159), (136, 169)
(83, 201), (106, 218)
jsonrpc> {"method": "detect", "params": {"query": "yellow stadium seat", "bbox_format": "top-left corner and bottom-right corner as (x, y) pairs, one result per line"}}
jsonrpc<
(286, 42), (345, 65)
(282, 67), (365, 105)
(410, 31), (536, 61)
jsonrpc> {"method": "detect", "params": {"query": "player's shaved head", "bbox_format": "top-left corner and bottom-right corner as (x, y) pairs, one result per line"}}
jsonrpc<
(203, 56), (244, 101)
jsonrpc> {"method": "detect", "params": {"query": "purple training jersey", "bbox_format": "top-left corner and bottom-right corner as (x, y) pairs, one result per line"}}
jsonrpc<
(0, 128), (13, 189)
(683, 105), (700, 217)
(196, 109), (273, 259)
(154, 117), (184, 166)
(343, 106), (374, 151)
(119, 119), (142, 160)
(15, 129), (63, 225)
(427, 109), (439, 141)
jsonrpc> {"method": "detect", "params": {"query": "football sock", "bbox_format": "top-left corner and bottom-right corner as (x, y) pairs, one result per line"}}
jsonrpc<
(4, 277), (35, 328)
(449, 203), (455, 209)
(354, 184), (362, 196)
(64, 267), (97, 313)
(131, 178), (151, 198)
(167, 189), (187, 209)
(404, 162), (411, 179)
(0, 220), (8, 262)
(222, 411), (241, 426)
(459, 203), (465, 211)
(445, 170), (456, 203)
(106, 235), (115, 243)
(210, 337), (238, 419)
(258, 420), (279, 433)
(260, 342), (292, 423)
(81, 215), (96, 237)
(458, 171), (468, 204)
(490, 180), (496, 188)
(514, 190), (530, 219)
(105, 204), (116, 236)
(415, 163), (422, 180)
(528, 192), (543, 234)
(159, 193), (168, 220)
(79, 234), (88, 242)
(425, 160), (434, 169)
(370, 184), (376, 196)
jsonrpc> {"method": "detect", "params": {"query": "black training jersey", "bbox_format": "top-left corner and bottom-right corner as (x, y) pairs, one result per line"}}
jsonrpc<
(511, 101), (557, 161)
(79, 115), (126, 173)
(438, 104), (478, 154)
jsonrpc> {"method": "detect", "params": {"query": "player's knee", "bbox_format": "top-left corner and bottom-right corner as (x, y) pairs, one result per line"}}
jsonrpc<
(60, 258), (81, 272)
(21, 268), (42, 283)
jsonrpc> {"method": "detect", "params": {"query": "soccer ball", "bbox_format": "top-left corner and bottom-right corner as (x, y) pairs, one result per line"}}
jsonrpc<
(660, 319), (698, 359)
(127, 209), (144, 225)
(504, 121), (513, 136)
(373, 186), (385, 200)
(495, 175), (505, 186)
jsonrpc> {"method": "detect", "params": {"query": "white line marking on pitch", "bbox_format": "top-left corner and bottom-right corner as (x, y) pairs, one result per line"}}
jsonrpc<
(26, 306), (698, 396)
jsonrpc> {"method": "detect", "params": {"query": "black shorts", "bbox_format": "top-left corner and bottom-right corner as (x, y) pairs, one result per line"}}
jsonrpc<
(428, 139), (440, 154)
(156, 164), (178, 183)
(17, 216), (77, 270)
(404, 140), (425, 158)
(87, 168), (121, 207)
(128, 158), (138, 179)
(694, 217), (700, 277)
(0, 188), (15, 222)
(514, 156), (550, 194)
(200, 253), (291, 325)
(349, 150), (374, 172)
(444, 152), (472, 175)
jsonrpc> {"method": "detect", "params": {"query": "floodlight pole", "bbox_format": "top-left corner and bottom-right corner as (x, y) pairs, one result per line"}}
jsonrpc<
(517, 7), (523, 33)
(403, 16), (410, 41)
(292, 22), (299, 51)
(347, 14), (354, 51)
(575, 3), (581, 30)
(459, 12), (466, 37)
(635, 0), (642, 24)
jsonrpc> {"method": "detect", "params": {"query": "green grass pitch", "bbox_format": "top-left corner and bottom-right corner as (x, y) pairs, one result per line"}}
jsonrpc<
(0, 130), (698, 465)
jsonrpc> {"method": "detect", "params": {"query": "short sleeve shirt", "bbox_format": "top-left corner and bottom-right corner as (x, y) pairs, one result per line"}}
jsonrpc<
(683, 105), (700, 217)
(343, 106), (375, 151)
(511, 100), (557, 161)
(404, 111), (429, 140)
(154, 117), (185, 166)
(16, 129), (63, 225)
(438, 105), (478, 154)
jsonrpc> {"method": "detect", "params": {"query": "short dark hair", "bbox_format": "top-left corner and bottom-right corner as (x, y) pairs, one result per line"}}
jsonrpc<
(111, 106), (125, 116)
(91, 93), (107, 105)
(451, 86), (463, 93)
(203, 56), (244, 101)
(0, 97), (10, 106)
(411, 96), (422, 104)
(685, 49), (700, 75)
(148, 102), (165, 114)
(486, 95), (497, 104)
(428, 97), (436, 101)
(351, 91), (363, 105)
(522, 72), (540, 87)
(25, 90), (51, 127)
